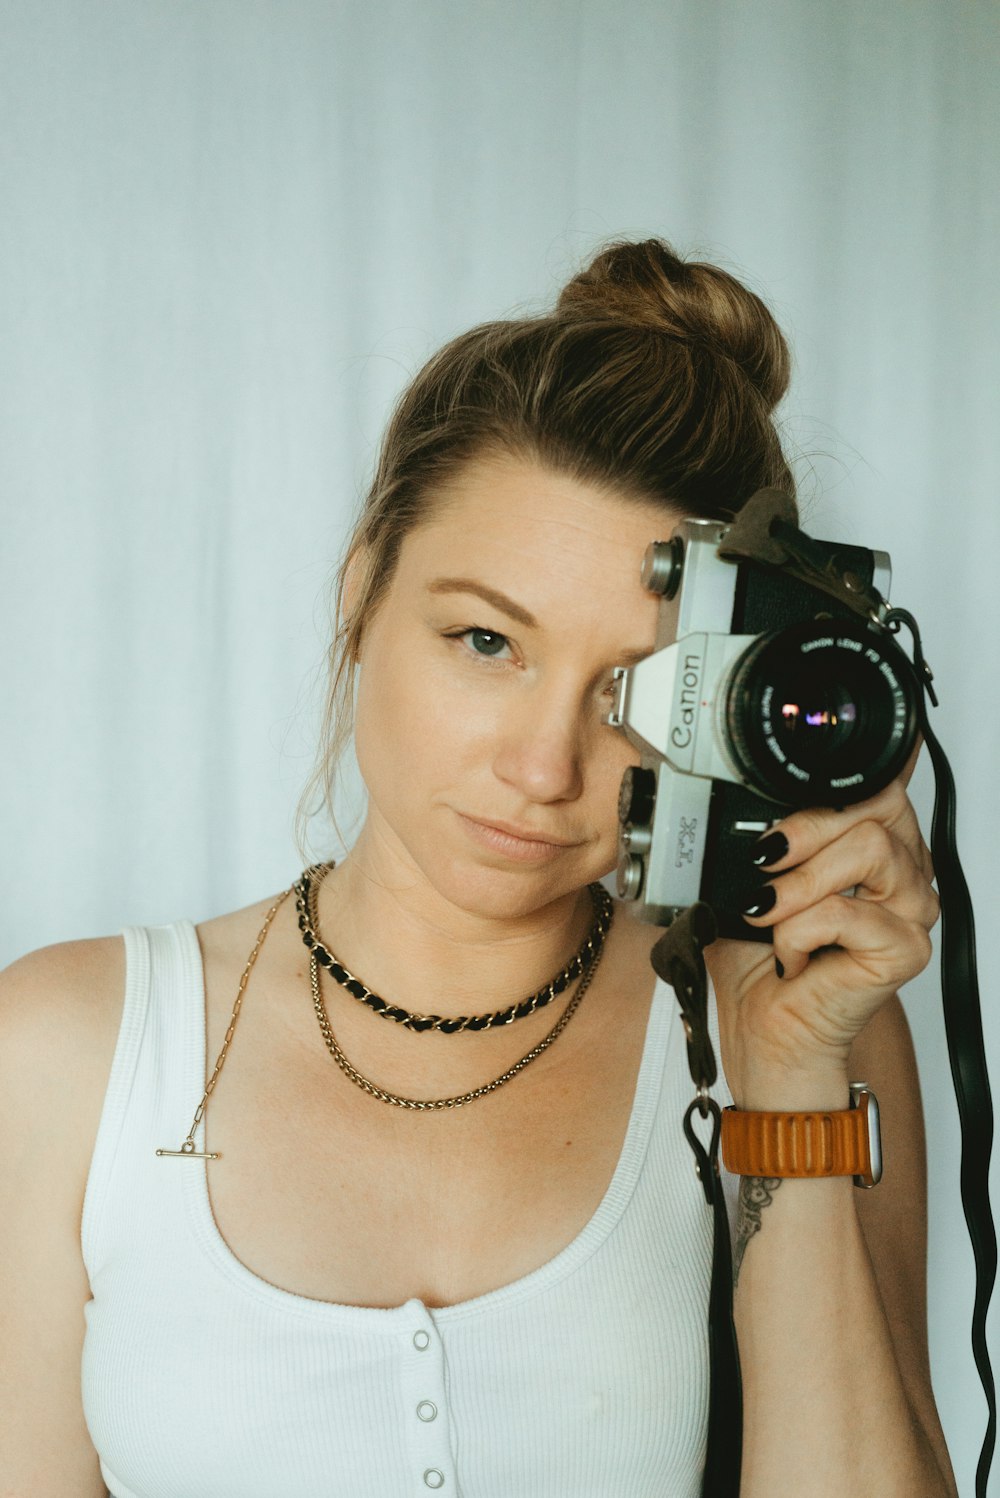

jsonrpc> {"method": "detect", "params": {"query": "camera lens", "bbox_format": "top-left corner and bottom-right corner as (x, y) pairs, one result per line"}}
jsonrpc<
(770, 669), (867, 767)
(774, 688), (856, 759)
(725, 618), (919, 806)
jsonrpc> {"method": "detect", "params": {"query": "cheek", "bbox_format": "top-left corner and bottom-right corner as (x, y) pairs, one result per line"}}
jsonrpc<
(593, 734), (641, 829)
(352, 617), (642, 855)
(352, 633), (492, 804)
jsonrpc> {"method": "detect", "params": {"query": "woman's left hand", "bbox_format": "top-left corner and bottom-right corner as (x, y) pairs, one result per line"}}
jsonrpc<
(705, 746), (939, 1108)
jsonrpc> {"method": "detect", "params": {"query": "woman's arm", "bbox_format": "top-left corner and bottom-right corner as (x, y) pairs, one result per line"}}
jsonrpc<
(731, 996), (957, 1496)
(707, 760), (959, 1496)
(0, 940), (122, 1498)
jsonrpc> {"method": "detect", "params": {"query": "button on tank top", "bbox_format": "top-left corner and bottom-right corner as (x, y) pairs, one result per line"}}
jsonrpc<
(81, 919), (738, 1498)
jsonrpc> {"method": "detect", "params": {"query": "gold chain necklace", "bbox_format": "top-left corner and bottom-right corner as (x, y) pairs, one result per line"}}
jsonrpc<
(155, 866), (612, 1156)
(305, 865), (609, 1109)
(156, 885), (292, 1159)
(308, 949), (601, 1110)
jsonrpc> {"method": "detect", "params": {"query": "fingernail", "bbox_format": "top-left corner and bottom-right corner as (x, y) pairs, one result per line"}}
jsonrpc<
(751, 830), (789, 868)
(774, 956), (785, 979)
(741, 885), (777, 918)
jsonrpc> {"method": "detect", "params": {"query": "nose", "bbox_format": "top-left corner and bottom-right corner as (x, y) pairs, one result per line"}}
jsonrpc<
(491, 683), (586, 804)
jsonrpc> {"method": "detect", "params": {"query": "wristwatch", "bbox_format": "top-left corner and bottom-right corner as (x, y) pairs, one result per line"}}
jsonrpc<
(720, 1081), (882, 1188)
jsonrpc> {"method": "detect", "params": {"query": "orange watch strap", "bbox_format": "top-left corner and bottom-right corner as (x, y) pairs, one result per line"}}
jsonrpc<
(720, 1084), (882, 1187)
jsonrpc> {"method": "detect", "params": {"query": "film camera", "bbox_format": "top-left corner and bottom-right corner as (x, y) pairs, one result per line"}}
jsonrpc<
(608, 494), (921, 940)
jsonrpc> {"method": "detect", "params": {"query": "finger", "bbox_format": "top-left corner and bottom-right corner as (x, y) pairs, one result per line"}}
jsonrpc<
(752, 775), (933, 884)
(741, 819), (939, 933)
(771, 892), (934, 995)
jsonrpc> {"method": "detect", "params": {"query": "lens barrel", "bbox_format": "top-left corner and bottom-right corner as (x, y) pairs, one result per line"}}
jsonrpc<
(725, 617), (919, 806)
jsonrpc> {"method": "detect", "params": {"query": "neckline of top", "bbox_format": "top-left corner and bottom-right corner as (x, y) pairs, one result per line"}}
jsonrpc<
(168, 915), (679, 1331)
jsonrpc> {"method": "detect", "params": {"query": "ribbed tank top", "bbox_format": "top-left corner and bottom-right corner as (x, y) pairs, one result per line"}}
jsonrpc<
(80, 919), (738, 1498)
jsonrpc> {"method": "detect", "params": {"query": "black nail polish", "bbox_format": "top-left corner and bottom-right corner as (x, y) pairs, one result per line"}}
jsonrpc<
(751, 830), (789, 868)
(774, 957), (785, 979)
(741, 884), (777, 918)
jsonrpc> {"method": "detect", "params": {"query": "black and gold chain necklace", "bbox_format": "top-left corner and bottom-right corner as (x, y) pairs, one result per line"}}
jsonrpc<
(293, 862), (613, 1034)
(154, 863), (616, 1151)
(302, 862), (613, 1110)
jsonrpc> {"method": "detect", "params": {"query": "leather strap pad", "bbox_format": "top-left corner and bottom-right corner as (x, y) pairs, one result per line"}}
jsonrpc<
(721, 1104), (869, 1179)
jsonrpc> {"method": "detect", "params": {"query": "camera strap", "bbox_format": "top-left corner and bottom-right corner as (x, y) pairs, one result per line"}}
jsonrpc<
(717, 487), (889, 620)
(652, 492), (996, 1495)
(650, 904), (742, 1496)
(885, 607), (997, 1498)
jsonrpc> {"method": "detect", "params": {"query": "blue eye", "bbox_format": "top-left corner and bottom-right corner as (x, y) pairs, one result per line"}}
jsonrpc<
(466, 628), (509, 658)
(444, 627), (513, 662)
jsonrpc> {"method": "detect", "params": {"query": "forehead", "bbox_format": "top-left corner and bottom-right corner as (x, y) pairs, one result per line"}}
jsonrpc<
(397, 453), (679, 618)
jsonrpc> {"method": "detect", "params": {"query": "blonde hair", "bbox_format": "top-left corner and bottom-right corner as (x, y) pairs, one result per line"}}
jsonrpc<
(296, 238), (793, 855)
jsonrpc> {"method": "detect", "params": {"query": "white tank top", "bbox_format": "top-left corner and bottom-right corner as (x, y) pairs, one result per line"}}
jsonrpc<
(81, 918), (738, 1498)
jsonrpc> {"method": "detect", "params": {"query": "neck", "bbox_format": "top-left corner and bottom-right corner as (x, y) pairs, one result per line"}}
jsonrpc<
(310, 834), (599, 1022)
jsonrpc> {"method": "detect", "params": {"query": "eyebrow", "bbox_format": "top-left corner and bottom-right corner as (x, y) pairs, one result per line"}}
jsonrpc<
(426, 576), (651, 665)
(428, 577), (537, 627)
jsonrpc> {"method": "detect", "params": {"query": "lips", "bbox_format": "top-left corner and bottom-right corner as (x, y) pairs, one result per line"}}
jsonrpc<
(462, 815), (578, 846)
(453, 811), (583, 862)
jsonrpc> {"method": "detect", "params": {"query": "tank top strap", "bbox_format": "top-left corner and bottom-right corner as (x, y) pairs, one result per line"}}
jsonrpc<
(81, 919), (205, 1282)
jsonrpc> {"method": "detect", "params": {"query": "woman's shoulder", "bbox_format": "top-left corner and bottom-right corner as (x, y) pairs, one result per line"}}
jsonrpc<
(194, 888), (300, 991)
(0, 881), (286, 1020)
(195, 888), (290, 945)
(0, 935), (129, 1225)
(0, 934), (127, 1050)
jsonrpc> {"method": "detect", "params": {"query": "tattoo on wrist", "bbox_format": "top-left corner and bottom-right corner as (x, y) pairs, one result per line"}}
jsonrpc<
(733, 1175), (783, 1286)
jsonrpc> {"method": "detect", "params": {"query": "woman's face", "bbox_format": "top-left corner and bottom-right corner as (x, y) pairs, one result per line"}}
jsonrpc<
(351, 451), (681, 919)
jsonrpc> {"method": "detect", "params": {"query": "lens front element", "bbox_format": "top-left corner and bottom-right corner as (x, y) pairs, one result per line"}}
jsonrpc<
(725, 618), (919, 806)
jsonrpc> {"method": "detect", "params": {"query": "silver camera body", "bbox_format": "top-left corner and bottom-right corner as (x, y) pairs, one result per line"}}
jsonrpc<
(608, 517), (907, 937)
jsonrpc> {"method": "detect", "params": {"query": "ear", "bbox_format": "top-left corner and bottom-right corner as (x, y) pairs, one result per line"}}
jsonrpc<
(339, 544), (379, 672)
(340, 545), (367, 627)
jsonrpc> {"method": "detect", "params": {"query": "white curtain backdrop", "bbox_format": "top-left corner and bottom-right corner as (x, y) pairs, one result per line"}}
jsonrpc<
(2, 2), (997, 1488)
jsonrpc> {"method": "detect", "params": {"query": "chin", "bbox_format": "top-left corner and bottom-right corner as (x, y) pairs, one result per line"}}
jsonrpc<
(360, 795), (617, 919)
(428, 846), (613, 922)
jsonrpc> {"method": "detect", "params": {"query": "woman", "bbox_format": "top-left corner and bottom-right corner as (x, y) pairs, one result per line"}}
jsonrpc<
(0, 239), (957, 1496)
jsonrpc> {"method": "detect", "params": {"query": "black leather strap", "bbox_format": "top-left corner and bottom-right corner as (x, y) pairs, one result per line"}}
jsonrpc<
(717, 488), (886, 620)
(886, 609), (997, 1497)
(652, 908), (742, 1497)
(684, 1096), (743, 1494)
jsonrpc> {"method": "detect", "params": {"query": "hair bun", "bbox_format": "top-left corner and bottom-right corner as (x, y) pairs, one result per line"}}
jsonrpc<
(557, 238), (790, 412)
